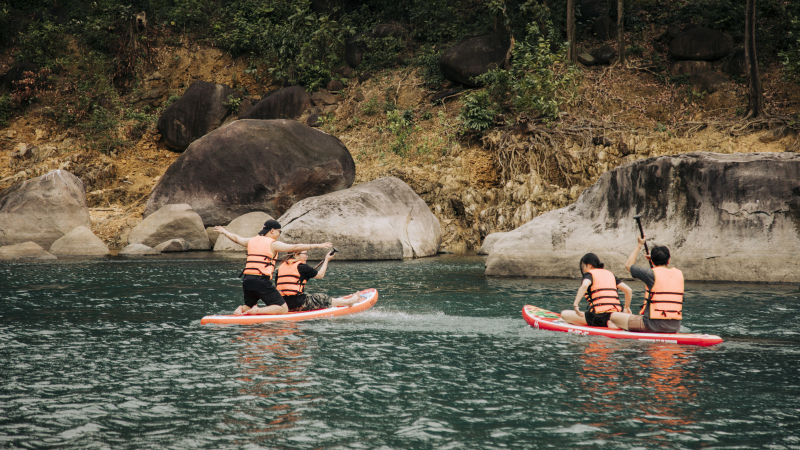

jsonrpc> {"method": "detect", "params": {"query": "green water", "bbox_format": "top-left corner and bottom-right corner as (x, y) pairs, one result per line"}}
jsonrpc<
(1, 254), (799, 449)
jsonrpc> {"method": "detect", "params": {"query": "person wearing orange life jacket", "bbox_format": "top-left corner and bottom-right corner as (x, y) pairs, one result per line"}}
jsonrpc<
(213, 219), (332, 316)
(608, 236), (683, 333)
(561, 253), (632, 328)
(276, 250), (359, 312)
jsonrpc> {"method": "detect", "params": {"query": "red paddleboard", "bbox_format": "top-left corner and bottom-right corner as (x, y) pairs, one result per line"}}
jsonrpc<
(201, 289), (378, 325)
(522, 305), (723, 347)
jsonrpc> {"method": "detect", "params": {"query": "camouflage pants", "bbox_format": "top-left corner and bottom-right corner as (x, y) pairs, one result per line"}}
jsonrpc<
(299, 293), (333, 311)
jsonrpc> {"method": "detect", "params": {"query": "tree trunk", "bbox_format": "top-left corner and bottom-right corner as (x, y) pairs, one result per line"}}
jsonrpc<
(745, 0), (766, 118)
(617, 0), (625, 65)
(567, 0), (576, 63)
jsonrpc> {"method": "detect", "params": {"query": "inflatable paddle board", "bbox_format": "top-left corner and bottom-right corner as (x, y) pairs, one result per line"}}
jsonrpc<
(201, 289), (378, 325)
(522, 305), (723, 346)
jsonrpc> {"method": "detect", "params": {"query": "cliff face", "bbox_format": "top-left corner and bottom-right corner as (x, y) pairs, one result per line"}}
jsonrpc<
(485, 152), (800, 283)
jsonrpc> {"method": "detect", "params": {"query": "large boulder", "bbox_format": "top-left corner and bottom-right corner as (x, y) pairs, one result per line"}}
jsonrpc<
(278, 177), (441, 260)
(0, 170), (91, 249)
(439, 33), (511, 87)
(669, 27), (733, 61)
(238, 86), (312, 121)
(157, 80), (241, 151)
(0, 242), (57, 260)
(49, 226), (110, 256)
(129, 204), (211, 250)
(214, 211), (274, 251)
(485, 152), (800, 283)
(144, 119), (356, 225)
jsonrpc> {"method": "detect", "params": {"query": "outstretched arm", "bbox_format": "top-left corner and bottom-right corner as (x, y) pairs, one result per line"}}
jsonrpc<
(625, 236), (647, 273)
(314, 252), (335, 279)
(572, 279), (591, 317)
(271, 241), (333, 254)
(214, 226), (252, 247)
(618, 282), (633, 314)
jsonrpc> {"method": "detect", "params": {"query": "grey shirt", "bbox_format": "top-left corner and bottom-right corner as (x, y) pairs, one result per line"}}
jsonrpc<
(630, 265), (682, 333)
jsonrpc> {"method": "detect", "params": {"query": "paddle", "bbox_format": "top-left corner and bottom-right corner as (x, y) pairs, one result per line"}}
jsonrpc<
(314, 247), (338, 270)
(633, 214), (654, 268)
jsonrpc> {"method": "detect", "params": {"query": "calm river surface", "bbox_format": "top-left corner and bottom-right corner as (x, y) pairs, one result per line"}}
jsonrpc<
(1, 254), (799, 449)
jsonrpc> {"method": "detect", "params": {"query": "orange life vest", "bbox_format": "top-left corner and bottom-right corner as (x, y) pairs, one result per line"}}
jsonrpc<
(584, 268), (622, 313)
(276, 259), (308, 296)
(242, 236), (276, 277)
(639, 267), (684, 319)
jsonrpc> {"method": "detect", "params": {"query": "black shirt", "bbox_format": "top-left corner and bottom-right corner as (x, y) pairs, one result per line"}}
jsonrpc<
(282, 263), (319, 310)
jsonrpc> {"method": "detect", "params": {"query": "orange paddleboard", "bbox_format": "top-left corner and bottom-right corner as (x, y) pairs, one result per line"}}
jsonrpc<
(200, 289), (378, 325)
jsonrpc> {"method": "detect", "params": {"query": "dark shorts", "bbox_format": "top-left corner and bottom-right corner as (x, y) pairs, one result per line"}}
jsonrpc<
(284, 293), (332, 312)
(585, 310), (613, 327)
(242, 274), (285, 308)
(627, 315), (682, 333)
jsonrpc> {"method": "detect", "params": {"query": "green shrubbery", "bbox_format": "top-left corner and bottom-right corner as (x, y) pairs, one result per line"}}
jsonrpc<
(459, 17), (580, 133)
(0, 95), (14, 126)
(16, 20), (68, 69)
(779, 15), (800, 83)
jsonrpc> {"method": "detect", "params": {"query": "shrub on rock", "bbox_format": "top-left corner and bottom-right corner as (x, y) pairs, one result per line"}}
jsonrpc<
(278, 177), (441, 260)
(145, 120), (355, 226)
(157, 80), (241, 151)
(0, 170), (90, 249)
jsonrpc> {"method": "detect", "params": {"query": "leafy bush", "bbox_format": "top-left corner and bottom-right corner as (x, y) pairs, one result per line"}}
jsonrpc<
(411, 45), (445, 87)
(81, 106), (126, 154)
(386, 109), (415, 155)
(458, 90), (496, 132)
(360, 96), (380, 115)
(357, 35), (405, 71)
(215, 0), (349, 89)
(779, 15), (800, 83)
(0, 94), (14, 126)
(461, 17), (580, 128)
(16, 20), (67, 68)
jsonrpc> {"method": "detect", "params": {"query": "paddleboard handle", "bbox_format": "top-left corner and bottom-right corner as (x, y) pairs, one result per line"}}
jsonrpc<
(330, 247), (338, 256)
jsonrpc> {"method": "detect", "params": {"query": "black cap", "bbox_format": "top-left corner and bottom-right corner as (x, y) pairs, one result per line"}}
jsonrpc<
(260, 219), (281, 234)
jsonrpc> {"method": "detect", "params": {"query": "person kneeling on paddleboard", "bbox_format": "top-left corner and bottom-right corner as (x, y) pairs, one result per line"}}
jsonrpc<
(214, 219), (332, 316)
(561, 253), (632, 328)
(275, 249), (359, 311)
(608, 237), (683, 333)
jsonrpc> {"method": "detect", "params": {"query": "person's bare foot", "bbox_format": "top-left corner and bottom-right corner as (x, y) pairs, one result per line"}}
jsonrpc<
(243, 307), (260, 315)
(342, 293), (359, 306)
(233, 306), (245, 316)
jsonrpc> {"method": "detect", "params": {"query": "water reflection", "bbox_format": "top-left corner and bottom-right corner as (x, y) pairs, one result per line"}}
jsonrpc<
(226, 324), (318, 445)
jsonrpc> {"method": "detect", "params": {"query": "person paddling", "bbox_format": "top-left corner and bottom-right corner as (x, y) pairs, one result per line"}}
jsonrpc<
(608, 237), (684, 333)
(214, 219), (332, 316)
(276, 250), (359, 312)
(561, 253), (632, 328)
